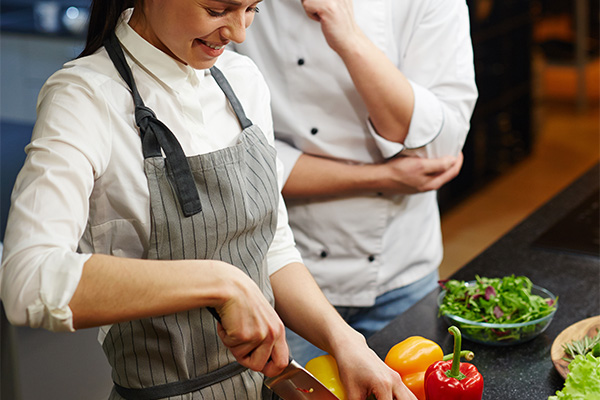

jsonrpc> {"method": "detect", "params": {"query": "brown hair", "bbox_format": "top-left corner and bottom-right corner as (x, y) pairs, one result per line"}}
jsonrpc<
(78, 0), (136, 58)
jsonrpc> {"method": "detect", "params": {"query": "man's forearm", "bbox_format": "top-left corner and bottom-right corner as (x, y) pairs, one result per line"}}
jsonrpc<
(337, 32), (415, 144)
(281, 154), (382, 199)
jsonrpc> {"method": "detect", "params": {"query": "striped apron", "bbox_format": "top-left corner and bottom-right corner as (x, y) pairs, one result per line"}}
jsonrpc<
(101, 33), (280, 400)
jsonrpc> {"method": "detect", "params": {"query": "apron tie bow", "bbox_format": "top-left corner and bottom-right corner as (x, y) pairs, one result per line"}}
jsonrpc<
(133, 104), (203, 217)
(135, 105), (157, 131)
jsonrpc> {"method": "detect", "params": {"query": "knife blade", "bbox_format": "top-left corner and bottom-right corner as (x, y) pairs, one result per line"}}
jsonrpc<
(264, 359), (340, 400)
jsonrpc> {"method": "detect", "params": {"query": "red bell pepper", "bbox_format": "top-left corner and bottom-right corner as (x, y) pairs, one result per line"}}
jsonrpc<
(424, 326), (484, 400)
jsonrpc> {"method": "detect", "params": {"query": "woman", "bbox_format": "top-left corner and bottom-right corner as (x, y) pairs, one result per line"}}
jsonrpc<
(0, 0), (416, 399)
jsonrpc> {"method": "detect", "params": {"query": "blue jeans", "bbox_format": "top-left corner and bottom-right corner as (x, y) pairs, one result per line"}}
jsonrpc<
(286, 270), (439, 366)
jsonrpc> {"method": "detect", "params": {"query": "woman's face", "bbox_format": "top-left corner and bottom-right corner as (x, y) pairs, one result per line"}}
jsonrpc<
(129, 0), (261, 69)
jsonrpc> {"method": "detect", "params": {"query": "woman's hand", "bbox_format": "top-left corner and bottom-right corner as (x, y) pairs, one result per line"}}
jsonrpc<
(270, 263), (416, 399)
(332, 337), (418, 400)
(213, 265), (290, 377)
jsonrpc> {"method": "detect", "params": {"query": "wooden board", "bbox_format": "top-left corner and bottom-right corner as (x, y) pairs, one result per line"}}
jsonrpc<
(551, 315), (600, 379)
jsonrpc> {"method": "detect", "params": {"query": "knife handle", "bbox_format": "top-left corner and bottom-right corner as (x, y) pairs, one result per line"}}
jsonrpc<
(210, 306), (280, 353)
(207, 307), (221, 322)
(207, 307), (285, 364)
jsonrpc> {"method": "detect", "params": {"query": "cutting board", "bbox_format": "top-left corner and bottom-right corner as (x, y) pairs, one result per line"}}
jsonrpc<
(551, 315), (600, 379)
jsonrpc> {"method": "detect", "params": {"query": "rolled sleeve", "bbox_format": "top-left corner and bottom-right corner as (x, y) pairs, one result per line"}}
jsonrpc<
(366, 81), (445, 159)
(403, 81), (445, 150)
(366, 118), (405, 159)
(1, 234), (91, 331)
(25, 251), (90, 332)
(392, 0), (477, 160)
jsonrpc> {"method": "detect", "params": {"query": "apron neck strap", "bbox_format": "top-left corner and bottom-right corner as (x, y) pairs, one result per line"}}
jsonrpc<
(210, 66), (253, 130)
(103, 31), (203, 217)
(103, 32), (161, 156)
(104, 32), (253, 132)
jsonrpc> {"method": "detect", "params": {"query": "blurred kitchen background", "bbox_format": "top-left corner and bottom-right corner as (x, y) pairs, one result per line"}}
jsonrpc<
(1, 0), (598, 399)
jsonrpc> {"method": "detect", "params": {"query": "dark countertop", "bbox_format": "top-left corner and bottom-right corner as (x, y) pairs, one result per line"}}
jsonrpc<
(368, 163), (600, 399)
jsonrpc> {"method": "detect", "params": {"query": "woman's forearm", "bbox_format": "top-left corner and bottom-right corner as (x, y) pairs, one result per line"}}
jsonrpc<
(70, 254), (240, 329)
(270, 262), (366, 355)
(71, 254), (289, 374)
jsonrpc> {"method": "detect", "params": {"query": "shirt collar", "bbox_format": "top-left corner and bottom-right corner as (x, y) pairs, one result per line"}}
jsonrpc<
(114, 9), (210, 89)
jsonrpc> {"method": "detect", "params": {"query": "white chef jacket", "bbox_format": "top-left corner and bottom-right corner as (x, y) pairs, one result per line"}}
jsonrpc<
(233, 0), (478, 306)
(0, 10), (302, 334)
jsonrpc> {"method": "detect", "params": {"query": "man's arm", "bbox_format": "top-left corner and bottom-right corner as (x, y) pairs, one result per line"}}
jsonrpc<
(282, 152), (463, 199)
(300, 0), (414, 143)
(300, 0), (478, 158)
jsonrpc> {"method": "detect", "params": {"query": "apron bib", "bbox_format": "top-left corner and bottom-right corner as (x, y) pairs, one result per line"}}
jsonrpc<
(101, 33), (279, 400)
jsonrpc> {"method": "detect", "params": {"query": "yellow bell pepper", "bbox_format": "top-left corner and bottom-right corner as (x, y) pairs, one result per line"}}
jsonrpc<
(305, 354), (347, 400)
(384, 336), (444, 400)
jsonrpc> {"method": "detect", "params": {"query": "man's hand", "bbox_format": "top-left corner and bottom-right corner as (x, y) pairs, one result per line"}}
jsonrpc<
(379, 152), (464, 194)
(300, 0), (362, 55)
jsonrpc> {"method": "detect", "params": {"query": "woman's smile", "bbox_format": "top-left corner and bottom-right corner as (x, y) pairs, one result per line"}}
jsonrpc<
(195, 38), (227, 58)
(199, 39), (225, 50)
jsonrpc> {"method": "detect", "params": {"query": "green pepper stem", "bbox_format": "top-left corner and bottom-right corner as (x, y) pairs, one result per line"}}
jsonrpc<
(442, 350), (474, 362)
(445, 326), (466, 380)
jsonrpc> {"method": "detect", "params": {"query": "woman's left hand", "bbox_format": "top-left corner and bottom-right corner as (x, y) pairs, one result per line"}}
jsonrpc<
(300, 0), (364, 55)
(333, 339), (418, 400)
(271, 263), (417, 399)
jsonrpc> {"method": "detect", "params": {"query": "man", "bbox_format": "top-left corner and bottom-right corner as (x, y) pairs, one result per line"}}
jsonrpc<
(233, 0), (478, 365)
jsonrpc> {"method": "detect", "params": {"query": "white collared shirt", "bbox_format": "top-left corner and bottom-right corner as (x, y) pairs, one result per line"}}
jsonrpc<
(0, 10), (302, 333)
(233, 0), (478, 306)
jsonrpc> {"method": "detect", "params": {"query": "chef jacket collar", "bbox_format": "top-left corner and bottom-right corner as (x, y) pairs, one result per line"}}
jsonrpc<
(114, 9), (210, 90)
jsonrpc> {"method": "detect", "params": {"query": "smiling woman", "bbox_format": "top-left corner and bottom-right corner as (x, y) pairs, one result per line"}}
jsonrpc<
(0, 0), (417, 399)
(125, 0), (261, 68)
(80, 0), (262, 67)
(2, 0), (293, 398)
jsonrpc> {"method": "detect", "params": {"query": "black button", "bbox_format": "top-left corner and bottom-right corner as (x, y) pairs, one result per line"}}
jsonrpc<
(376, 192), (383, 197)
(297, 58), (305, 66)
(320, 250), (328, 258)
(368, 255), (375, 262)
(310, 127), (318, 135)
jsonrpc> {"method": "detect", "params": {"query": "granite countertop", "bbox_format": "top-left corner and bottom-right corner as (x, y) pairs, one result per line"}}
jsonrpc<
(368, 163), (600, 399)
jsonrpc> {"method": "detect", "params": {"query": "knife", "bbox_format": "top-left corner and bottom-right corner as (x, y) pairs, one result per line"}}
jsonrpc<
(207, 308), (339, 399)
(264, 358), (340, 400)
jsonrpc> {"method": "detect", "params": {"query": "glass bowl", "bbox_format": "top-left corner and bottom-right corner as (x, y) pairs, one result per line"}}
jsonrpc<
(437, 282), (558, 346)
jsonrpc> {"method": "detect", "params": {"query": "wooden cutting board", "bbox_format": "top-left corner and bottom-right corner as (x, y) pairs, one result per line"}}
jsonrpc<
(551, 315), (600, 379)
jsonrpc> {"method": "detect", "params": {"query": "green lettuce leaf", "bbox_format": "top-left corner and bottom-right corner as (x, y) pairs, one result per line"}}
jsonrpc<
(548, 353), (600, 399)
